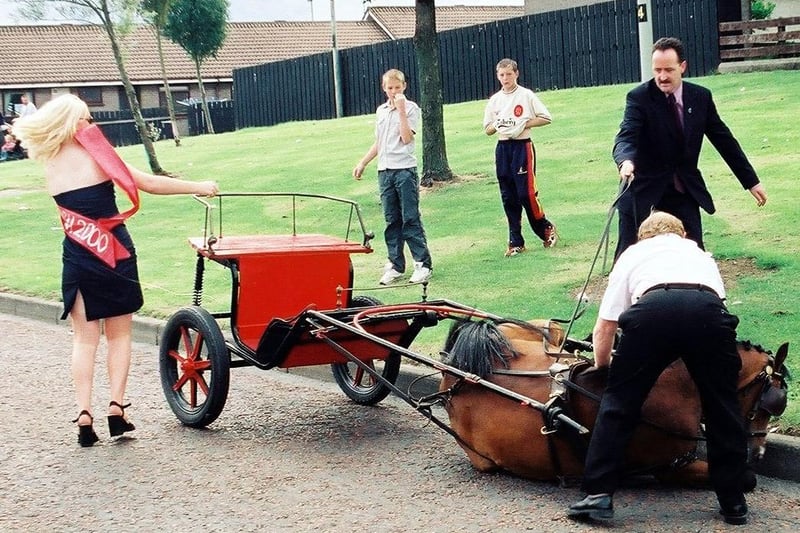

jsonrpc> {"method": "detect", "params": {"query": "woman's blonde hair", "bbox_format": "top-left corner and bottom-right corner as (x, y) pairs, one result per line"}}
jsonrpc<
(637, 211), (686, 240)
(12, 94), (88, 161)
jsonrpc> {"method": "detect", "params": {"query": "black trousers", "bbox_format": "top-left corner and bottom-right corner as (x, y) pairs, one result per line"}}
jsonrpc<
(581, 288), (748, 505)
(494, 139), (551, 246)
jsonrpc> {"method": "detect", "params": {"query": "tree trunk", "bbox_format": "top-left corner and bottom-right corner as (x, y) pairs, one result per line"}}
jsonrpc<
(156, 29), (181, 147)
(195, 59), (216, 135)
(414, 0), (452, 186)
(103, 18), (163, 173)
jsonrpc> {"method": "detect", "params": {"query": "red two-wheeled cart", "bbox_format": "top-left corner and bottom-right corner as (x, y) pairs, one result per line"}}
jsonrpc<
(159, 192), (588, 436)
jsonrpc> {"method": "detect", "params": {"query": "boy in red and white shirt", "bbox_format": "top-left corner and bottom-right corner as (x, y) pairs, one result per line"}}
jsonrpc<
(484, 58), (557, 257)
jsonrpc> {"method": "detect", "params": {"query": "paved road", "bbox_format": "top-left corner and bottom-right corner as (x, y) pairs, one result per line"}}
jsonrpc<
(1, 314), (798, 532)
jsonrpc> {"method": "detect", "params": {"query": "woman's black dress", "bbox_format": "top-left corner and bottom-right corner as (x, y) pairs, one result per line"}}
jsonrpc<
(53, 181), (143, 320)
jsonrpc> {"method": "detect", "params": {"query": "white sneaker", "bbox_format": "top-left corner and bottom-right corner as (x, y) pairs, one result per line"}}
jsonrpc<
(543, 224), (558, 248)
(409, 262), (432, 284)
(379, 266), (404, 285)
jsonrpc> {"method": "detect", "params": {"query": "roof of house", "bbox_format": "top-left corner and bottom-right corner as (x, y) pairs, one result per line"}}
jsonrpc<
(0, 21), (389, 87)
(0, 5), (526, 88)
(365, 5), (525, 39)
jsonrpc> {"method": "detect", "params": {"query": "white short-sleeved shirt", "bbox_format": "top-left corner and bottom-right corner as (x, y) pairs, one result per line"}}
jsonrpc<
(598, 233), (726, 322)
(18, 102), (37, 118)
(483, 84), (551, 140)
(375, 99), (419, 170)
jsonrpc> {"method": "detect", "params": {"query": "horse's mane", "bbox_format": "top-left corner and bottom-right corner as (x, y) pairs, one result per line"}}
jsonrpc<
(441, 317), (550, 378)
(738, 339), (767, 353)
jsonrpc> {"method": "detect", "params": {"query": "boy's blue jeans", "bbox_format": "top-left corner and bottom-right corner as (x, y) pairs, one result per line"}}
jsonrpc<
(378, 168), (432, 273)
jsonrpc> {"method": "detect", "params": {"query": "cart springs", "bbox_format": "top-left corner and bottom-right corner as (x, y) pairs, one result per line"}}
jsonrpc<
(192, 254), (205, 306)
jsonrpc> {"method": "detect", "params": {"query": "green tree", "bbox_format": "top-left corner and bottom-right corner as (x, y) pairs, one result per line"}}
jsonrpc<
(141, 0), (181, 146)
(18, 0), (165, 172)
(414, 0), (452, 185)
(163, 0), (229, 135)
(750, 0), (776, 20)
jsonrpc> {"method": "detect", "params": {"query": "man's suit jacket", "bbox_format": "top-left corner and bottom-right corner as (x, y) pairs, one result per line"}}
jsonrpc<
(613, 79), (759, 218)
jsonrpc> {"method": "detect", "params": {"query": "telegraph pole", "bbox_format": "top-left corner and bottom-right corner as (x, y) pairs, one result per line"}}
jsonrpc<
(637, 0), (654, 82)
(330, 0), (344, 118)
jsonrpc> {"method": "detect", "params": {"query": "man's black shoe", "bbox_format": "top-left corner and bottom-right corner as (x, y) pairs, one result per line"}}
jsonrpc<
(720, 503), (748, 525)
(567, 494), (614, 521)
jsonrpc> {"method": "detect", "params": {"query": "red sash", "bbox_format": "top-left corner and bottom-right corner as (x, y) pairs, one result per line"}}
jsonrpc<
(58, 125), (140, 268)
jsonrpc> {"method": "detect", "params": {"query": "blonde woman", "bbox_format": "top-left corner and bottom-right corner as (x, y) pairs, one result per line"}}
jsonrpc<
(14, 94), (218, 447)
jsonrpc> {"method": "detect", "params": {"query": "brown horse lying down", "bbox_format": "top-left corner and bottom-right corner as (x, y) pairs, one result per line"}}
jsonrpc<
(438, 318), (789, 487)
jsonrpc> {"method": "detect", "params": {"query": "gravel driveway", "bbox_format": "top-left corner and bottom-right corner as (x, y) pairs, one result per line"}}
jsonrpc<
(1, 314), (798, 532)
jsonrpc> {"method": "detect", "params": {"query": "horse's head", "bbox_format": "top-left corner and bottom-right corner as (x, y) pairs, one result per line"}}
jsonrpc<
(737, 341), (789, 463)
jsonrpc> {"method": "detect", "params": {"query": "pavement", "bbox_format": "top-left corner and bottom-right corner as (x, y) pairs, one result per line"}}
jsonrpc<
(2, 290), (798, 484)
(718, 57), (800, 74)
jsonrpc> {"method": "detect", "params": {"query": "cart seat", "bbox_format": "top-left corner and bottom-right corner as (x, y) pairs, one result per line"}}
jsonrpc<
(189, 234), (372, 351)
(254, 316), (302, 367)
(189, 234), (371, 259)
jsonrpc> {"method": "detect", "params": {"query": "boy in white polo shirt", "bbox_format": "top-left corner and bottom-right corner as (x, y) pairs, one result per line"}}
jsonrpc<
(353, 69), (433, 285)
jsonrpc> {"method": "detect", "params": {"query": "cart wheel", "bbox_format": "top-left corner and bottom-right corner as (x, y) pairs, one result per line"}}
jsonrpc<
(331, 295), (401, 405)
(159, 306), (230, 428)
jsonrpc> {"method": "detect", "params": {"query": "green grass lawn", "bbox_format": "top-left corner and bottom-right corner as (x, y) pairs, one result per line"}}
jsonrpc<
(1, 70), (798, 430)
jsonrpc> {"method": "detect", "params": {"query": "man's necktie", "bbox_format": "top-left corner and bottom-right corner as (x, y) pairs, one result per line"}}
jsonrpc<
(667, 93), (684, 134)
(667, 93), (686, 193)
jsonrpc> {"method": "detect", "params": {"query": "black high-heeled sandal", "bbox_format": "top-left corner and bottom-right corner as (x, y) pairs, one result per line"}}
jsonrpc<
(72, 410), (99, 447)
(108, 401), (136, 437)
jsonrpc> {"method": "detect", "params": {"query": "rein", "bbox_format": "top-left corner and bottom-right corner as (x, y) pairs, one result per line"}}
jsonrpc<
(559, 179), (630, 345)
(419, 376), (513, 465)
(491, 369), (552, 378)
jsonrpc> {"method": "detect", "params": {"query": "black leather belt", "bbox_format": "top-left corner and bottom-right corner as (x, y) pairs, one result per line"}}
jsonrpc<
(641, 283), (719, 298)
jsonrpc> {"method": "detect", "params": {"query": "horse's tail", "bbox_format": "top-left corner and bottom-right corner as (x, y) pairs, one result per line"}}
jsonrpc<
(441, 317), (551, 378)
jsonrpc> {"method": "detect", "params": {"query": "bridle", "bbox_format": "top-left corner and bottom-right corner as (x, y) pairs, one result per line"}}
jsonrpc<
(738, 358), (788, 437)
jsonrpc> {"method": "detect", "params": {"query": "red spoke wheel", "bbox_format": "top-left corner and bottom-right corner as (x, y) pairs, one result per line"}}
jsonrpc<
(159, 306), (229, 428)
(330, 296), (401, 405)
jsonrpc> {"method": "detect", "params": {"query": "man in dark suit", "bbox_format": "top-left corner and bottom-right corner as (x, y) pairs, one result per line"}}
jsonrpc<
(612, 37), (767, 259)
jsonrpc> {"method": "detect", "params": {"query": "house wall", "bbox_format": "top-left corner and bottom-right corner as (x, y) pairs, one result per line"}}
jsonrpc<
(4, 86), (126, 118)
(139, 87), (162, 109)
(2, 82), (233, 124)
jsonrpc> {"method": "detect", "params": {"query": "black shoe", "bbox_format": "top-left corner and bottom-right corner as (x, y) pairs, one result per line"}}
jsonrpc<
(568, 494), (614, 521)
(72, 410), (99, 448)
(108, 401), (136, 437)
(720, 503), (748, 525)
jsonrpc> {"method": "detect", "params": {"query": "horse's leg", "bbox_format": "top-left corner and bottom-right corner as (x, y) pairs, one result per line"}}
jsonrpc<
(440, 376), (500, 472)
(656, 460), (756, 492)
(654, 460), (710, 488)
